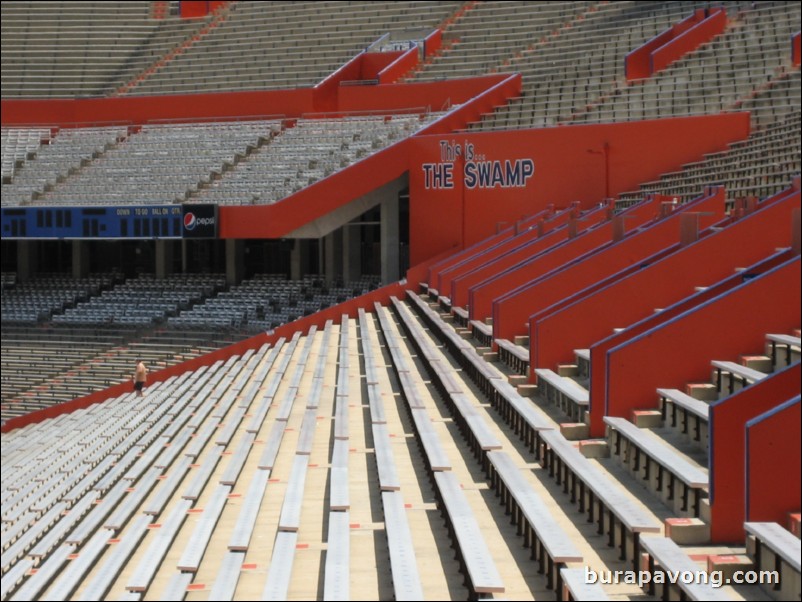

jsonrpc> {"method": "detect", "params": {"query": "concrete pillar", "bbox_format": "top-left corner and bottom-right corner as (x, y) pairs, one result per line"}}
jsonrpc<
(343, 224), (361, 283)
(17, 240), (38, 281)
(181, 240), (188, 273)
(324, 229), (345, 284)
(155, 240), (174, 279)
(225, 239), (244, 286)
(324, 232), (336, 284)
(72, 241), (90, 279)
(381, 196), (400, 283)
(290, 239), (303, 280)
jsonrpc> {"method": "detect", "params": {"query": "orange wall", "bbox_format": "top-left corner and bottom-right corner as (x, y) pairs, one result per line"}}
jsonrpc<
(1, 90), (317, 126)
(336, 74), (511, 114)
(710, 365), (801, 542)
(531, 191), (800, 372)
(407, 113), (750, 264)
(0, 74), (510, 127)
(745, 396), (801, 526)
(600, 257), (801, 437)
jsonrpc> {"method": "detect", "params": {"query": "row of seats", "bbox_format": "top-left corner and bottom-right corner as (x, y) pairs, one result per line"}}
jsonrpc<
(617, 108), (800, 208)
(3, 113), (442, 207)
(1, 1), (215, 98)
(6, 290), (797, 600)
(1, 1), (460, 98)
(168, 274), (381, 331)
(34, 121), (273, 206)
(0, 323), (236, 422)
(0, 272), (119, 323)
(192, 114), (442, 205)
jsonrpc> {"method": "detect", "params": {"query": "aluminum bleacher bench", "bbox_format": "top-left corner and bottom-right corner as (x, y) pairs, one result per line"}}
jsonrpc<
(538, 430), (661, 570)
(560, 567), (609, 601)
(459, 346), (502, 397)
(604, 417), (708, 518)
(367, 383), (387, 424)
(126, 499), (193, 592)
(409, 407), (452, 472)
(297, 408), (319, 456)
(105, 467), (160, 530)
(208, 550), (246, 601)
(258, 421), (287, 471)
(48, 527), (113, 601)
(29, 492), (99, 560)
(1, 501), (67, 573)
(143, 456), (192, 517)
(711, 360), (767, 396)
(381, 491), (424, 600)
(182, 446), (223, 501)
(177, 485), (231, 571)
(229, 468), (271, 551)
(745, 522), (801, 601)
(1, 557), (34, 601)
(452, 305), (470, 327)
(330, 440), (350, 511)
(657, 388), (709, 447)
(161, 571), (193, 601)
(639, 536), (731, 601)
(9, 542), (75, 601)
(323, 510), (350, 601)
(220, 432), (256, 486)
(278, 455), (310, 532)
(433, 471), (505, 596)
(395, 297), (502, 464)
(575, 349), (591, 380)
(535, 369), (589, 423)
(496, 339), (529, 375)
(486, 451), (582, 593)
(372, 423), (401, 492)
(490, 379), (554, 456)
(262, 531), (298, 600)
(470, 319), (494, 348)
(766, 333), (801, 368)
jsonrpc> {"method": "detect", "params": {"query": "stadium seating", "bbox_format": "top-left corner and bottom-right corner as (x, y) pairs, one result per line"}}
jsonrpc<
(1, 1), (800, 600)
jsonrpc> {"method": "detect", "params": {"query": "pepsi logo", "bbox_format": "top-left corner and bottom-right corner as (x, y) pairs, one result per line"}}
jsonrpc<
(184, 213), (197, 231)
(183, 213), (215, 231)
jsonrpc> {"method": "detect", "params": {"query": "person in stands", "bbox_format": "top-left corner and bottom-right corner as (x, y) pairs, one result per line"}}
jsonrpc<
(133, 359), (148, 397)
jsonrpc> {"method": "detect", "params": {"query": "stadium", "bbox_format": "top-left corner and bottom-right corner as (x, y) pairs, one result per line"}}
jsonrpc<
(1, 1), (800, 600)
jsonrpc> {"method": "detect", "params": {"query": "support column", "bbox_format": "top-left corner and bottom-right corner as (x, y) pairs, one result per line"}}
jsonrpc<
(155, 240), (174, 279)
(17, 240), (39, 281)
(72, 241), (90, 279)
(343, 224), (361, 283)
(290, 239), (303, 280)
(381, 196), (400, 283)
(324, 230), (344, 284)
(181, 240), (188, 273)
(225, 239), (244, 286)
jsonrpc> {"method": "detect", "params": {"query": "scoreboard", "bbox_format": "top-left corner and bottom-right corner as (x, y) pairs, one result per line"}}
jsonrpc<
(1, 204), (218, 239)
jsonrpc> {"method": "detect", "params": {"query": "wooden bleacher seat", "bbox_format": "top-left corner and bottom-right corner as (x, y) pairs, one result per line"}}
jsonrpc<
(744, 522), (802, 601)
(711, 360), (767, 396)
(487, 451), (582, 593)
(657, 387), (709, 447)
(381, 491), (424, 600)
(560, 567), (609, 601)
(433, 471), (505, 596)
(323, 511), (350, 601)
(538, 429), (661, 568)
(604, 417), (708, 517)
(639, 536), (730, 601)
(496, 338), (529, 375)
(535, 369), (589, 423)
